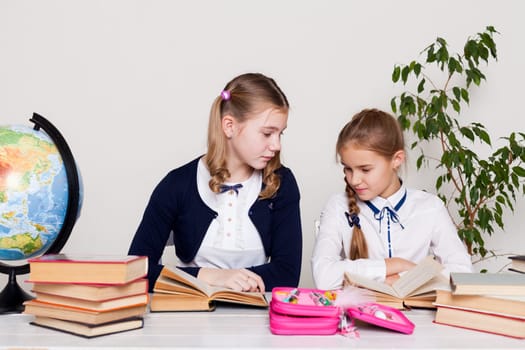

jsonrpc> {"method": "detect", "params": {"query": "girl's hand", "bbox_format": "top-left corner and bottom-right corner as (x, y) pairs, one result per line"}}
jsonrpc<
(385, 257), (416, 276)
(197, 268), (265, 293)
(384, 273), (400, 286)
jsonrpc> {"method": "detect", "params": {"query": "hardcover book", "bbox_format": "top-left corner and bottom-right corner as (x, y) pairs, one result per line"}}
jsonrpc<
(151, 265), (268, 311)
(450, 272), (525, 295)
(344, 256), (447, 309)
(32, 292), (149, 312)
(27, 254), (148, 285)
(30, 278), (148, 301)
(23, 300), (147, 325)
(434, 290), (525, 318)
(30, 316), (144, 338)
(434, 305), (525, 339)
(509, 255), (525, 274)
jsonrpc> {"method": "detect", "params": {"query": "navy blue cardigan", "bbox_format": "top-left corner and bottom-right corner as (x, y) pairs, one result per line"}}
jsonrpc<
(128, 157), (303, 291)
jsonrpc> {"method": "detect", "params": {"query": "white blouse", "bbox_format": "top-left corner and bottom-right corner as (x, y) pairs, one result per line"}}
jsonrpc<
(311, 184), (472, 290)
(177, 159), (267, 269)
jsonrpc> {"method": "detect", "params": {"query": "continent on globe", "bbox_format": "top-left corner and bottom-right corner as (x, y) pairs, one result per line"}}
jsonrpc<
(0, 232), (43, 255)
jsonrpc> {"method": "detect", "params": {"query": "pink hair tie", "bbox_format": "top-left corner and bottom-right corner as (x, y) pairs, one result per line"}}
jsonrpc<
(221, 90), (231, 101)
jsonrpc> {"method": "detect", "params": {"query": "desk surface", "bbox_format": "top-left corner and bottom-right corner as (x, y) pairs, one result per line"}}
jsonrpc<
(0, 305), (523, 349)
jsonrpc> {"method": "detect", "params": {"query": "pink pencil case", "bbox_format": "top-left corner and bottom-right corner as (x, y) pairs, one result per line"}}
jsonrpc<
(270, 287), (415, 336)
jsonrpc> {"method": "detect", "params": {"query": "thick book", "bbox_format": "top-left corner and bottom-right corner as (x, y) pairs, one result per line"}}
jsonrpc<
(150, 265), (268, 311)
(434, 305), (525, 339)
(27, 254), (148, 284)
(23, 299), (147, 325)
(509, 255), (525, 274)
(32, 292), (149, 312)
(30, 316), (144, 338)
(344, 256), (447, 309)
(30, 278), (148, 301)
(434, 289), (525, 318)
(450, 272), (525, 295)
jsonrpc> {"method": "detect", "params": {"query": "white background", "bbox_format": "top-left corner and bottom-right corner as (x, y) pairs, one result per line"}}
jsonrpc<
(1, 0), (524, 290)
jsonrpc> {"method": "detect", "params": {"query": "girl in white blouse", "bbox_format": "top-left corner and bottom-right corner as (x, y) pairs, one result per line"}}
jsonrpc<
(311, 108), (472, 290)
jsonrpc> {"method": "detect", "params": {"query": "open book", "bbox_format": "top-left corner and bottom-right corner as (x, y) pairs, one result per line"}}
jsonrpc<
(344, 256), (449, 309)
(151, 265), (268, 311)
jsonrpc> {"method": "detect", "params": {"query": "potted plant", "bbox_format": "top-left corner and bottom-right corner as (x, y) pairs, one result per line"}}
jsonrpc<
(390, 26), (525, 263)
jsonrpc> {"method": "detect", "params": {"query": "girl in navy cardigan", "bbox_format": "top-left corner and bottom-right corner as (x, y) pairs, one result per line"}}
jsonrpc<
(129, 73), (302, 292)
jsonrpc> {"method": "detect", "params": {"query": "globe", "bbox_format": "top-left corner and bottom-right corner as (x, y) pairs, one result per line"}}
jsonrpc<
(0, 113), (82, 313)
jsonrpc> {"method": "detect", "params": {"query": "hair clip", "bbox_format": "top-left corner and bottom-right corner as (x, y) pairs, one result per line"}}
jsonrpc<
(221, 90), (231, 101)
(345, 212), (361, 229)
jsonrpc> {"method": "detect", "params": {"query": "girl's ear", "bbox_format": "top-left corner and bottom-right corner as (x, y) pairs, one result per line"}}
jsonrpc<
(221, 114), (235, 139)
(392, 150), (405, 170)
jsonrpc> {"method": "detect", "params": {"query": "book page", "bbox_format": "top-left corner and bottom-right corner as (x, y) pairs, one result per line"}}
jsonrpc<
(159, 265), (213, 296)
(345, 273), (398, 297)
(392, 256), (443, 297)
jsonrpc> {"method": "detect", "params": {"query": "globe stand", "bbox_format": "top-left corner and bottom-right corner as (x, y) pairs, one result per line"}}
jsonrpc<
(0, 268), (33, 314)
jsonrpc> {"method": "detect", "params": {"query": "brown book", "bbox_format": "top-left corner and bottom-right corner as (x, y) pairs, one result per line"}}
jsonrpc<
(31, 279), (148, 301)
(509, 255), (525, 274)
(150, 265), (268, 311)
(30, 316), (144, 338)
(344, 256), (448, 309)
(23, 300), (147, 325)
(27, 254), (148, 284)
(434, 289), (525, 317)
(434, 306), (525, 339)
(450, 272), (525, 295)
(33, 292), (149, 312)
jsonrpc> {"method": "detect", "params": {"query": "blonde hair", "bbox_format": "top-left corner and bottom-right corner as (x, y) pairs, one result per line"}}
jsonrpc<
(336, 109), (405, 259)
(205, 73), (289, 199)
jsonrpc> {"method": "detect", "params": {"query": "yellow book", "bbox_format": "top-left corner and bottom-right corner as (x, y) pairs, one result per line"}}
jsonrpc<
(151, 265), (268, 311)
(344, 256), (447, 309)
(28, 254), (148, 285)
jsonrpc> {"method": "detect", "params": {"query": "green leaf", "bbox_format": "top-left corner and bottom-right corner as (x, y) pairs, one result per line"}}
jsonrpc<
(414, 63), (421, 76)
(460, 127), (474, 141)
(391, 97), (397, 113)
(392, 66), (401, 82)
(452, 100), (460, 113)
(512, 166), (525, 177)
(461, 88), (470, 104)
(453, 87), (461, 101)
(417, 79), (425, 93)
(401, 66), (410, 84)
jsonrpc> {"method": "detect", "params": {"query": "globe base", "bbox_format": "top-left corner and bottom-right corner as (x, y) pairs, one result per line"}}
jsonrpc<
(0, 267), (34, 314)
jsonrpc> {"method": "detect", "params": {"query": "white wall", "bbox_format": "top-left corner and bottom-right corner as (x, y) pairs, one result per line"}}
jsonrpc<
(1, 0), (524, 291)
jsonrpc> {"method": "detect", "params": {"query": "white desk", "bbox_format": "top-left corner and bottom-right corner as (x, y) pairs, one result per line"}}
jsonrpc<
(0, 305), (523, 349)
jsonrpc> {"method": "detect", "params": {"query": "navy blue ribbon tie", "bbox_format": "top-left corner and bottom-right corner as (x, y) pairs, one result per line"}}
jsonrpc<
(345, 212), (361, 229)
(364, 190), (407, 257)
(219, 183), (243, 194)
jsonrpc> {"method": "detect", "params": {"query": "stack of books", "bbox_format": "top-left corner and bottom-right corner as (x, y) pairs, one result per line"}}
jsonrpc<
(24, 254), (149, 338)
(509, 255), (525, 274)
(434, 272), (525, 338)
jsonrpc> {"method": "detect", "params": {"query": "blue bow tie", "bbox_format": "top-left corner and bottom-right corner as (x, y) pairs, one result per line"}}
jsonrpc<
(365, 189), (407, 231)
(219, 183), (243, 195)
(364, 190), (407, 258)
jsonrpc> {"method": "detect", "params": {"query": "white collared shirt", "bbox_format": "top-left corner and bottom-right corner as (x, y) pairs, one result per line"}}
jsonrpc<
(177, 159), (267, 269)
(311, 184), (473, 290)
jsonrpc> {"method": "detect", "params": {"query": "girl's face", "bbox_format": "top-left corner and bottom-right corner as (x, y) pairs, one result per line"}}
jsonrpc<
(340, 143), (404, 201)
(223, 107), (287, 177)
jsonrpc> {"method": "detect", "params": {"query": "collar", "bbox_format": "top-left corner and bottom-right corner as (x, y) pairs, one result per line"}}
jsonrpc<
(197, 158), (261, 211)
(365, 182), (407, 212)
